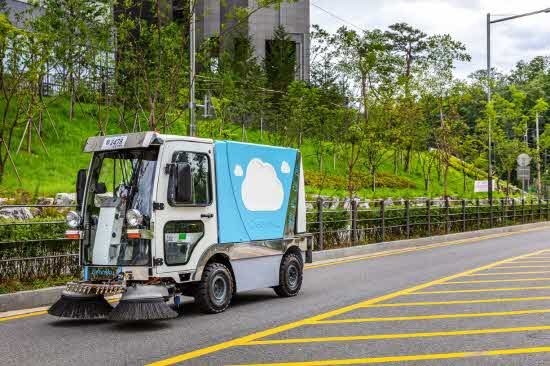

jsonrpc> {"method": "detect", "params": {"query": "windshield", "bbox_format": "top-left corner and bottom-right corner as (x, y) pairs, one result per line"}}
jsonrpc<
(82, 148), (159, 266)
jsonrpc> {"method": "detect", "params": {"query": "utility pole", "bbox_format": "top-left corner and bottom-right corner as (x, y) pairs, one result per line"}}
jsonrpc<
(188, 0), (196, 137)
(486, 7), (550, 202)
(486, 13), (493, 203)
(537, 112), (542, 198)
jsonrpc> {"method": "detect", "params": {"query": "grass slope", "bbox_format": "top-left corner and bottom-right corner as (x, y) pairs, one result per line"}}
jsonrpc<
(1, 98), (488, 199)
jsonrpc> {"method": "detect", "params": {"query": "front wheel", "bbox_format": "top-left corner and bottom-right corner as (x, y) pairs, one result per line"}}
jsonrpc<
(195, 262), (234, 314)
(274, 253), (303, 297)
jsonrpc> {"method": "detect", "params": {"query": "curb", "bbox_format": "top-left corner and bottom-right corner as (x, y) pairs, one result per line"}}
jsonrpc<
(312, 221), (550, 262)
(0, 286), (64, 313)
(2, 222), (549, 313)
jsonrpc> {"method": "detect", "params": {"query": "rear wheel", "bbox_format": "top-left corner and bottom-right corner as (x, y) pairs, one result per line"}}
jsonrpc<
(195, 262), (234, 314)
(274, 253), (303, 297)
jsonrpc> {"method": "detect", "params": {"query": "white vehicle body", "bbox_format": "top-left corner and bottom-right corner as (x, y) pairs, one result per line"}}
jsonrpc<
(60, 132), (309, 317)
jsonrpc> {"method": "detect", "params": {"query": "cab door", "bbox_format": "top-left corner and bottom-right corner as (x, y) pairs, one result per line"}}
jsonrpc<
(153, 140), (217, 275)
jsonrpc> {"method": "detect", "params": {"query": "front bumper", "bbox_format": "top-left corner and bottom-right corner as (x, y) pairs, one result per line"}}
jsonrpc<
(65, 282), (125, 296)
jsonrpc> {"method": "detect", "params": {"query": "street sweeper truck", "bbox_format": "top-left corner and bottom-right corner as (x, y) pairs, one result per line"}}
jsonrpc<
(48, 132), (310, 321)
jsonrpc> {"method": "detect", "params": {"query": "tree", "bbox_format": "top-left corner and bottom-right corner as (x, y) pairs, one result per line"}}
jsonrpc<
(423, 34), (470, 127)
(264, 25), (296, 93)
(362, 105), (389, 192)
(341, 113), (364, 199)
(114, 1), (188, 131)
(495, 138), (527, 198)
(32, 0), (110, 120)
(435, 100), (467, 198)
(0, 13), (49, 183)
(385, 22), (427, 95)
(333, 27), (390, 125)
(385, 23), (428, 172)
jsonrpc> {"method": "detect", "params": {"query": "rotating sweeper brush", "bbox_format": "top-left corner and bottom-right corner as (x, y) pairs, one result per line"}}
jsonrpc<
(48, 291), (112, 319)
(48, 282), (125, 319)
(108, 285), (178, 321)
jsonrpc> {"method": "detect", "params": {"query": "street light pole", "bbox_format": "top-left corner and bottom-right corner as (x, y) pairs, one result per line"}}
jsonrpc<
(486, 13), (492, 202)
(485, 7), (550, 202)
(189, 0), (196, 137)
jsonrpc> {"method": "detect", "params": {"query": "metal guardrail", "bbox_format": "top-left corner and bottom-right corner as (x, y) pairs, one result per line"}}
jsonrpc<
(0, 203), (78, 281)
(306, 198), (550, 251)
(1, 199), (549, 281)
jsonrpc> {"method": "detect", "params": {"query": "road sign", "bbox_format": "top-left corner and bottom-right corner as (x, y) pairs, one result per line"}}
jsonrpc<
(517, 153), (531, 167)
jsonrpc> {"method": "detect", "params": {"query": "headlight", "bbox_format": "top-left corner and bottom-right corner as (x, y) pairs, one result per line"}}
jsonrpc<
(66, 211), (81, 228)
(126, 209), (143, 227)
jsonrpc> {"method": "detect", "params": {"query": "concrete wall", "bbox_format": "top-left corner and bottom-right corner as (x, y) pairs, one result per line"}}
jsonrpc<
(247, 0), (309, 80)
(199, 0), (310, 80)
(3, 0), (42, 29)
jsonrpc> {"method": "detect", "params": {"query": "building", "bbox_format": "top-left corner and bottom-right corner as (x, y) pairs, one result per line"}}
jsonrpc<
(3, 0), (311, 81)
(2, 0), (42, 28)
(194, 0), (310, 81)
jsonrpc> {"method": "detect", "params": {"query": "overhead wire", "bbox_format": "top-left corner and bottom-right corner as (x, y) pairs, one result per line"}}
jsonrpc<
(311, 2), (367, 32)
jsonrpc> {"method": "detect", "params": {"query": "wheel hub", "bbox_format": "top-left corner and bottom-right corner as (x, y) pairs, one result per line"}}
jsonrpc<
(212, 275), (228, 305)
(288, 264), (299, 289)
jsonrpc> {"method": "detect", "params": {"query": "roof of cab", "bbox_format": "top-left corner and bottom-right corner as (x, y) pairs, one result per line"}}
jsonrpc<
(83, 132), (213, 152)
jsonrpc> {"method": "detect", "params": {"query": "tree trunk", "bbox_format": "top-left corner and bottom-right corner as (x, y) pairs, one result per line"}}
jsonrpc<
(506, 170), (511, 199)
(27, 117), (32, 154)
(0, 158), (4, 184)
(443, 162), (449, 198)
(463, 166), (467, 194)
(347, 163), (354, 199)
(361, 73), (368, 125)
(69, 74), (75, 120)
(404, 145), (412, 173)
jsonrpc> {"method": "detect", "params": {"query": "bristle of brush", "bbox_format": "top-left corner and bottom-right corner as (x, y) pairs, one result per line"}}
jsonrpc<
(48, 294), (113, 319)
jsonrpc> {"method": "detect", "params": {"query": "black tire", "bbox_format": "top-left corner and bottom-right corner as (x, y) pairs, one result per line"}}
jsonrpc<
(195, 262), (234, 314)
(274, 253), (303, 297)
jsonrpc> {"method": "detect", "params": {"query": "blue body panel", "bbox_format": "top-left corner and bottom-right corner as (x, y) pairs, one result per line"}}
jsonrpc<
(214, 141), (298, 243)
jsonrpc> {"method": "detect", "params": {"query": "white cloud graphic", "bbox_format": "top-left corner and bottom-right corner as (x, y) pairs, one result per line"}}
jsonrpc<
(281, 161), (291, 174)
(241, 158), (284, 211)
(234, 164), (243, 177)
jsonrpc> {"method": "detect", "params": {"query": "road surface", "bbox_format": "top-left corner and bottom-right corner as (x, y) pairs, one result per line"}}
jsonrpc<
(3, 226), (550, 365)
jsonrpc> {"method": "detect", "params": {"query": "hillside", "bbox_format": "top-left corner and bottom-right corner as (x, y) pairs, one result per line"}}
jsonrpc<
(0, 99), (490, 200)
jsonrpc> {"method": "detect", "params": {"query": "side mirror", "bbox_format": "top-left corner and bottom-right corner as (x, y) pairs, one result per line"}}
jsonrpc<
(76, 169), (87, 208)
(169, 163), (193, 204)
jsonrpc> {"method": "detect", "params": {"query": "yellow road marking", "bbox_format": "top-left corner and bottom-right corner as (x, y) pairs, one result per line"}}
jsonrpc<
(145, 249), (547, 366)
(364, 296), (550, 308)
(313, 308), (550, 324)
(411, 285), (550, 295)
(0, 310), (48, 322)
(446, 278), (550, 284)
(492, 265), (550, 268)
(245, 325), (550, 346)
(227, 346), (550, 366)
(0, 298), (119, 322)
(465, 271), (550, 276)
(513, 258), (550, 263)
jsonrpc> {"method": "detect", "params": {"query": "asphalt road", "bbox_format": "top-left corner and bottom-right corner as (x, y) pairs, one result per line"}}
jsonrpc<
(4, 227), (550, 365)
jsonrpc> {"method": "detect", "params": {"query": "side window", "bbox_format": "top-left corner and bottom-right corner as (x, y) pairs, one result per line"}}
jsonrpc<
(172, 151), (211, 205)
(164, 221), (204, 265)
